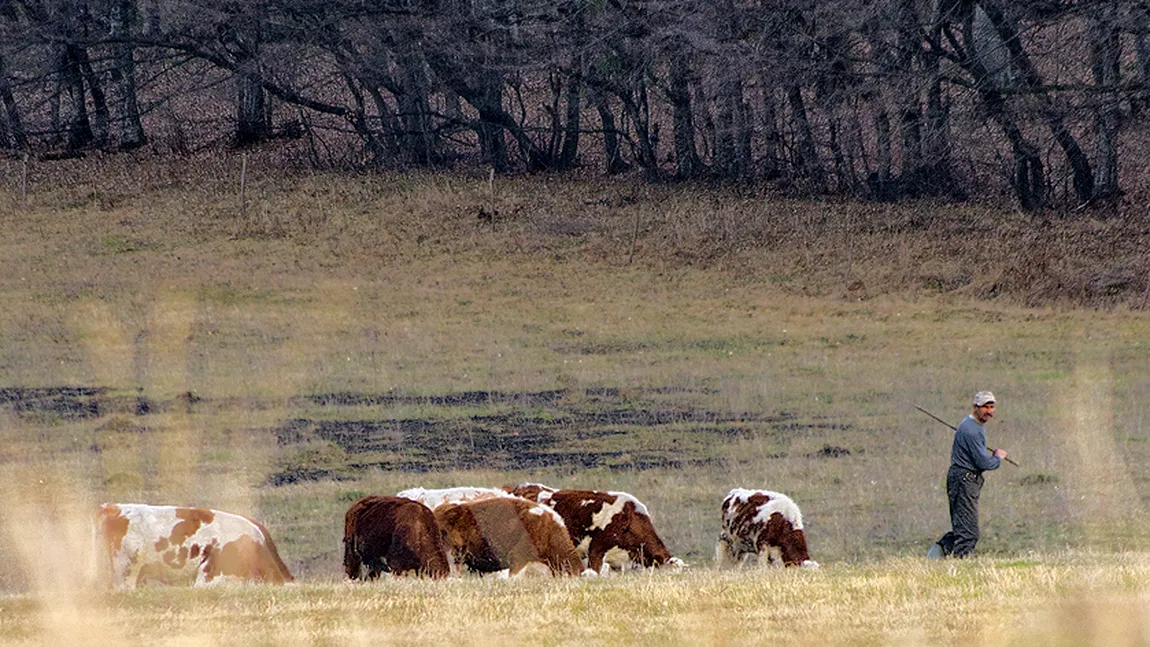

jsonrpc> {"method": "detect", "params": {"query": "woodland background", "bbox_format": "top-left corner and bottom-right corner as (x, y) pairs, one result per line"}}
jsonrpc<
(1, 0), (1148, 215)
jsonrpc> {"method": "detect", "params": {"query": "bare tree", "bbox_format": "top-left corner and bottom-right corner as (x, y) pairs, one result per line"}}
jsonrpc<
(1090, 1), (1121, 205)
(107, 0), (146, 149)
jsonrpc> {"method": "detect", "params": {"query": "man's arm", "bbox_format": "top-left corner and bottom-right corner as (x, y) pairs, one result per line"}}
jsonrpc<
(959, 428), (1001, 471)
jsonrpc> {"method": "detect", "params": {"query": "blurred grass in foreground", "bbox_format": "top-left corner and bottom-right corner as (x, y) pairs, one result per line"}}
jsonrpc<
(1, 553), (1148, 646)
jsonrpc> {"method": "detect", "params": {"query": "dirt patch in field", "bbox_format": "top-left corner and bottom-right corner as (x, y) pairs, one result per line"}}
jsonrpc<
(0, 385), (852, 485)
(0, 387), (108, 419)
(268, 388), (848, 484)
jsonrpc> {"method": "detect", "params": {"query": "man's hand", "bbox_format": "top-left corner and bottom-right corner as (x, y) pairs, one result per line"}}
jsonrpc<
(992, 448), (1008, 459)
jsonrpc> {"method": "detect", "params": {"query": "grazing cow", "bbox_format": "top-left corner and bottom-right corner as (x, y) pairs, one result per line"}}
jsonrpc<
(716, 488), (819, 568)
(434, 497), (583, 577)
(397, 486), (516, 510)
(92, 503), (294, 590)
(343, 495), (450, 579)
(508, 484), (685, 574)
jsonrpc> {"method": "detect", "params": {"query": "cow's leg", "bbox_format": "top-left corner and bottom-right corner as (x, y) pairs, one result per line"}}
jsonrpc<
(761, 545), (784, 568)
(365, 556), (387, 579)
(386, 537), (425, 577)
(114, 554), (137, 591)
(601, 546), (631, 574)
(124, 553), (153, 590)
(510, 562), (552, 578)
(585, 536), (608, 575)
(714, 533), (735, 568)
(343, 538), (363, 580)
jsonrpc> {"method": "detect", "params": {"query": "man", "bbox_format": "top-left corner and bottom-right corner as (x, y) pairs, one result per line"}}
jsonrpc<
(927, 391), (1008, 559)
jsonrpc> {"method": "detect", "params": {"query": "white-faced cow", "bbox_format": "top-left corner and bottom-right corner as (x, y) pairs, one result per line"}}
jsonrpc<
(433, 497), (583, 577)
(343, 495), (450, 579)
(92, 503), (294, 590)
(396, 486), (516, 510)
(716, 488), (819, 568)
(508, 484), (685, 574)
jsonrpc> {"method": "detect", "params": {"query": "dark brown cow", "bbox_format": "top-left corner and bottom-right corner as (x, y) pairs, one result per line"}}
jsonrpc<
(92, 503), (294, 590)
(508, 484), (685, 574)
(434, 497), (583, 577)
(343, 496), (451, 579)
(716, 488), (819, 568)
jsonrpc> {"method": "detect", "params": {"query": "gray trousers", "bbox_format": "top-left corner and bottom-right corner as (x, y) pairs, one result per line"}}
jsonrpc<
(937, 466), (983, 557)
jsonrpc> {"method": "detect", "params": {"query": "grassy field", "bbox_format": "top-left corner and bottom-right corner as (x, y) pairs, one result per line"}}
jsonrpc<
(2, 555), (1149, 646)
(1, 154), (1148, 645)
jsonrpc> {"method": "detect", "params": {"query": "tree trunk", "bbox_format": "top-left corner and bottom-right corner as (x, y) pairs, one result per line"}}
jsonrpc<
(979, 2), (1093, 206)
(397, 58), (437, 166)
(870, 108), (899, 201)
(593, 89), (629, 175)
(475, 74), (508, 172)
(923, 5), (959, 199)
(557, 70), (581, 169)
(1134, 6), (1150, 113)
(108, 0), (146, 150)
(346, 77), (386, 166)
(894, 0), (923, 193)
(759, 85), (781, 180)
(734, 75), (752, 180)
(61, 44), (94, 153)
(0, 53), (27, 150)
(826, 112), (852, 193)
(1090, 3), (1120, 205)
(955, 11), (1044, 210)
(715, 72), (750, 180)
(233, 10), (270, 148)
(620, 80), (659, 180)
(787, 85), (824, 188)
(667, 46), (701, 179)
(76, 46), (109, 147)
(235, 72), (269, 147)
(366, 85), (401, 158)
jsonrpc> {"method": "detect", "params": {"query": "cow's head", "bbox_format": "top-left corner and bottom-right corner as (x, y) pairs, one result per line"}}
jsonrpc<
(764, 512), (815, 568)
(614, 512), (676, 568)
(779, 527), (814, 567)
(434, 504), (499, 573)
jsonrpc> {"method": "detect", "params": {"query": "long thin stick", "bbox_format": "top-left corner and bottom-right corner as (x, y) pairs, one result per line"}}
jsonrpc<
(915, 405), (1020, 467)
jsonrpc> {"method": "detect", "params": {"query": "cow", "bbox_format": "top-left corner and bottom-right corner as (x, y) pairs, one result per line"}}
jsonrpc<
(433, 497), (583, 577)
(716, 488), (819, 568)
(343, 495), (450, 579)
(91, 503), (294, 590)
(507, 484), (685, 574)
(396, 486), (516, 510)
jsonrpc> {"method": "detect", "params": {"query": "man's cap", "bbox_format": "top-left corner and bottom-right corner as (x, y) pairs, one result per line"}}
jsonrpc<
(973, 391), (996, 406)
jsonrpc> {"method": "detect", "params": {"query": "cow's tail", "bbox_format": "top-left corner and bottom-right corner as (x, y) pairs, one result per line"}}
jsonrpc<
(252, 520), (295, 583)
(88, 505), (116, 591)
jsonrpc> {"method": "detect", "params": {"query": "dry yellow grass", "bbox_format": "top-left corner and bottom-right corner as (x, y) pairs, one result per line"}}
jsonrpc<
(1, 550), (1149, 646)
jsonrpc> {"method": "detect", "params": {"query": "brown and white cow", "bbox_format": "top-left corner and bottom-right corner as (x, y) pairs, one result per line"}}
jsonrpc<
(716, 488), (819, 568)
(92, 503), (294, 590)
(433, 496), (583, 577)
(343, 495), (450, 579)
(396, 486), (516, 510)
(508, 484), (685, 574)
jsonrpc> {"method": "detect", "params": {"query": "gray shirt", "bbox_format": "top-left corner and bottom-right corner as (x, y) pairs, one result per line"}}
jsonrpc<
(950, 414), (1001, 473)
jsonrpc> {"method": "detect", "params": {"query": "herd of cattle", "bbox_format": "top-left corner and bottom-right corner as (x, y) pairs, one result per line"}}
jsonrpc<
(91, 484), (819, 590)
